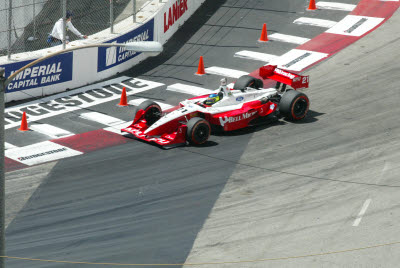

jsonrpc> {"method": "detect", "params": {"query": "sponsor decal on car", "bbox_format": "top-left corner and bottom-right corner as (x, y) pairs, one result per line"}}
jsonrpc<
(219, 111), (257, 127)
(274, 68), (295, 79)
(127, 127), (170, 144)
(236, 96), (244, 101)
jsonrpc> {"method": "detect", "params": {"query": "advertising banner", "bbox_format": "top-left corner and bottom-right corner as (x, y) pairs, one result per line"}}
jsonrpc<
(97, 19), (154, 72)
(2, 52), (73, 93)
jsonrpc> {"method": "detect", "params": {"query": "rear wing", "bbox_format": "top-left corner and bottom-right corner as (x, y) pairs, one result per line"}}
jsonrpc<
(259, 65), (309, 90)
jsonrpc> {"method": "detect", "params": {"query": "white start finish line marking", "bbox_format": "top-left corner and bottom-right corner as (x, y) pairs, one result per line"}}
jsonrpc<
(5, 141), (83, 166)
(128, 98), (174, 111)
(205, 67), (249, 79)
(80, 112), (126, 127)
(30, 123), (74, 138)
(326, 15), (385, 36)
(234, 51), (278, 63)
(269, 33), (310, 45)
(269, 49), (329, 71)
(316, 2), (356, 11)
(166, 83), (213, 96)
(294, 17), (338, 28)
(5, 142), (17, 150)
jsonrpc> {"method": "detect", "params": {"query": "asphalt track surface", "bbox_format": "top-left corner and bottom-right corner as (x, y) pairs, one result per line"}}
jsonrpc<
(5, 0), (400, 267)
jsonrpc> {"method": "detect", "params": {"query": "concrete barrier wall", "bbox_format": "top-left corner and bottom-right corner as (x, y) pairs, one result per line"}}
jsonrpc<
(0, 0), (206, 103)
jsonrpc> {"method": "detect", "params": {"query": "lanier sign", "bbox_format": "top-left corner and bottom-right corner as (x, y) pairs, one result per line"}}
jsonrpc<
(164, 0), (188, 33)
(2, 53), (73, 93)
(97, 19), (154, 72)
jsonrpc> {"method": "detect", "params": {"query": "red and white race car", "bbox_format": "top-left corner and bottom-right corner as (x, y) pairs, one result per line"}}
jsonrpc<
(122, 65), (310, 148)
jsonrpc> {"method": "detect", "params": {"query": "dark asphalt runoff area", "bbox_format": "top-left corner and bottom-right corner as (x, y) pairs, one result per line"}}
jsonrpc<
(6, 0), (396, 267)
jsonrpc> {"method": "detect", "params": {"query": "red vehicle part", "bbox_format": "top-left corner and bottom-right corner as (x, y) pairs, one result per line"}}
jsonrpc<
(122, 121), (187, 147)
(207, 100), (277, 131)
(259, 65), (309, 89)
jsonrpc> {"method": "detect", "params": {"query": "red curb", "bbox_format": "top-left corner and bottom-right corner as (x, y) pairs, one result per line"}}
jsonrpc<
(5, 157), (28, 173)
(51, 129), (131, 153)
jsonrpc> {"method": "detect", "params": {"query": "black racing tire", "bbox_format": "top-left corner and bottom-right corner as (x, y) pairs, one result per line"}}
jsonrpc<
(279, 90), (310, 121)
(136, 100), (162, 126)
(233, 75), (263, 91)
(186, 117), (211, 145)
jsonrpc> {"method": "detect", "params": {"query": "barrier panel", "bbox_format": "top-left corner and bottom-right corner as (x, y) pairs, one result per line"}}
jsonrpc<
(0, 0), (206, 103)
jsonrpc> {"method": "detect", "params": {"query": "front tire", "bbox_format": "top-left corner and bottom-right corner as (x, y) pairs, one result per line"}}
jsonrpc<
(136, 100), (162, 126)
(186, 117), (211, 145)
(279, 90), (309, 121)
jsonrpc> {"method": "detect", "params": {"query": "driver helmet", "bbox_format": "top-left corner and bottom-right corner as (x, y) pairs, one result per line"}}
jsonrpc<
(204, 93), (220, 105)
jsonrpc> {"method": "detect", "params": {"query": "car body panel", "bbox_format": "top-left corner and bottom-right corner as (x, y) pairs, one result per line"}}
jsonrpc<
(121, 65), (309, 147)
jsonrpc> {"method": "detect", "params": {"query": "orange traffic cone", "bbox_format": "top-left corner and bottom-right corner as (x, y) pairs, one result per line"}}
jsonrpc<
(195, 56), (206, 76)
(18, 111), (29, 131)
(118, 87), (128, 106)
(259, 23), (269, 42)
(307, 0), (317, 10)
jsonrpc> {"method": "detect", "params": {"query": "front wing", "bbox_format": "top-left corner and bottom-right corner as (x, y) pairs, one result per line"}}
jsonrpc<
(121, 123), (187, 147)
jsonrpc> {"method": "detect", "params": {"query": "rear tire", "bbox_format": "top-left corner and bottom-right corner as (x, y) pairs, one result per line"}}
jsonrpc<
(186, 117), (211, 145)
(136, 100), (162, 126)
(233, 75), (263, 91)
(279, 90), (309, 121)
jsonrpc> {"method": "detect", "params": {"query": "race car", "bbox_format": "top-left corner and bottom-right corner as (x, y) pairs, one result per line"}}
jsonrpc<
(121, 65), (310, 148)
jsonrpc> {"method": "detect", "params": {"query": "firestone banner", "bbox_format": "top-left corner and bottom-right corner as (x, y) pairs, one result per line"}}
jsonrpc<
(2, 53), (73, 93)
(97, 19), (154, 72)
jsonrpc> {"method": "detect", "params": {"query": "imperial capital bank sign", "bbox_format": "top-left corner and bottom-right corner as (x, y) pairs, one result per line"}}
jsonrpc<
(97, 19), (154, 72)
(2, 53), (73, 93)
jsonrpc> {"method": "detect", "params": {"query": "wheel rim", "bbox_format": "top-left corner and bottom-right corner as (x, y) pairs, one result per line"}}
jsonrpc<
(144, 106), (161, 125)
(293, 97), (308, 118)
(193, 124), (209, 144)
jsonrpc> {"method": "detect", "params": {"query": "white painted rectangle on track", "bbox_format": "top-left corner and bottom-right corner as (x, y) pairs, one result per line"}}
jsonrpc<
(326, 15), (385, 36)
(5, 141), (83, 166)
(353, 198), (372, 226)
(269, 49), (329, 71)
(5, 142), (17, 150)
(4, 78), (164, 130)
(80, 112), (126, 126)
(294, 17), (337, 28)
(30, 124), (74, 138)
(269, 33), (310, 45)
(205, 67), (249, 79)
(104, 121), (131, 134)
(167, 83), (213, 96)
(234, 51), (277, 63)
(128, 98), (174, 110)
(316, 2), (356, 11)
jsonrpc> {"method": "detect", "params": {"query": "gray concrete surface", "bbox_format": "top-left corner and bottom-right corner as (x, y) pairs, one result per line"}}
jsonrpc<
(6, 0), (395, 267)
(5, 133), (254, 267)
(184, 8), (400, 268)
(5, 162), (57, 229)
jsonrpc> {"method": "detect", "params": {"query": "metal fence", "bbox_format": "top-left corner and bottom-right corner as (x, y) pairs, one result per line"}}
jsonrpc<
(0, 0), (150, 58)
